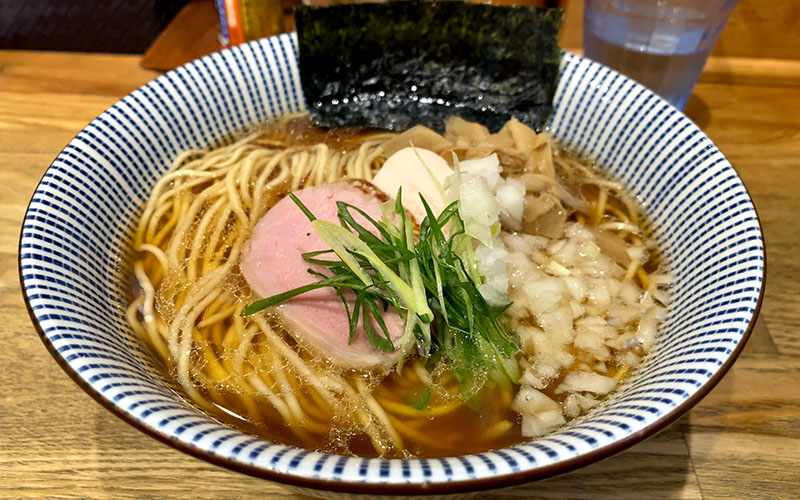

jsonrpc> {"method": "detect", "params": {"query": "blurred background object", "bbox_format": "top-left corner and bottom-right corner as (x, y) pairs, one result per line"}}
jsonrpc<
(0, 0), (796, 74)
(297, 0), (560, 5)
(215, 0), (285, 48)
(0, 0), (191, 53)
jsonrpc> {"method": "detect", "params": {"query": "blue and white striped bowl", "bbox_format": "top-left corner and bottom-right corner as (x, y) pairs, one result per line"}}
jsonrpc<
(20, 33), (764, 497)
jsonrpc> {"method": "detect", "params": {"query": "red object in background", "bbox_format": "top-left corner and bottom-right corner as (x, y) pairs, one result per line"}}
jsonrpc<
(215, 0), (284, 48)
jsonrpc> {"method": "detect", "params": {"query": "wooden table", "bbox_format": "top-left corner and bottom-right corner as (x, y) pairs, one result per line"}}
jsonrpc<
(2, 27), (800, 500)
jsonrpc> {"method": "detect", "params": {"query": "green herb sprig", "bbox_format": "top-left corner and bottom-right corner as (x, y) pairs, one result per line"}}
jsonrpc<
(243, 189), (520, 393)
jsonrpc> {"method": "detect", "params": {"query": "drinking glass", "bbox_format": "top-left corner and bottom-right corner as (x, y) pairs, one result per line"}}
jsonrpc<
(583, 0), (738, 109)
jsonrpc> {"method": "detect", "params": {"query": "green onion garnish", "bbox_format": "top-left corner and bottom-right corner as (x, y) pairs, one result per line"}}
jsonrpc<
(243, 189), (520, 394)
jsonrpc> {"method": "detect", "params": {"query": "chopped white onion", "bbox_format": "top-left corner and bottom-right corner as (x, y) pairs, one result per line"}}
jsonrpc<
(458, 154), (501, 190)
(512, 385), (560, 415)
(496, 177), (526, 231)
(555, 371), (618, 396)
(521, 410), (566, 437)
(457, 176), (499, 248)
(443, 152), (670, 435)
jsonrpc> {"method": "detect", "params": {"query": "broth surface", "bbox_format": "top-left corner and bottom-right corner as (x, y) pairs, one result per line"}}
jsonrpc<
(126, 115), (665, 458)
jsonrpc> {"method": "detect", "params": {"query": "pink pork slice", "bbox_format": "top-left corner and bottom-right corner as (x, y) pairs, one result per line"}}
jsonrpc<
(240, 181), (406, 369)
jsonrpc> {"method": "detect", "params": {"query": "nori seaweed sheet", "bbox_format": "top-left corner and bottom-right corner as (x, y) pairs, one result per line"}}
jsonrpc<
(295, 1), (563, 133)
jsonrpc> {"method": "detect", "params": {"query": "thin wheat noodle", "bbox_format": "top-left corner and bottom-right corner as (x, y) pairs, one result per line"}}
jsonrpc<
(354, 376), (404, 451)
(376, 397), (461, 417)
(386, 414), (451, 450)
(251, 315), (341, 403)
(133, 261), (169, 360)
(128, 114), (662, 458)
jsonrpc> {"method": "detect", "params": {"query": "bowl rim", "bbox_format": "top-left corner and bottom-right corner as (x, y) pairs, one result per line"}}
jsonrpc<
(19, 35), (767, 495)
(19, 249), (766, 494)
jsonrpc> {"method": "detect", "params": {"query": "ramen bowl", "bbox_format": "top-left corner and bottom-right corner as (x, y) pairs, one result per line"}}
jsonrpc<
(20, 33), (764, 497)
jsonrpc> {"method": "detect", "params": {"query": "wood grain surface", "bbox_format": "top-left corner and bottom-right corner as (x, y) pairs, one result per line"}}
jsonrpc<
(2, 25), (800, 500)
